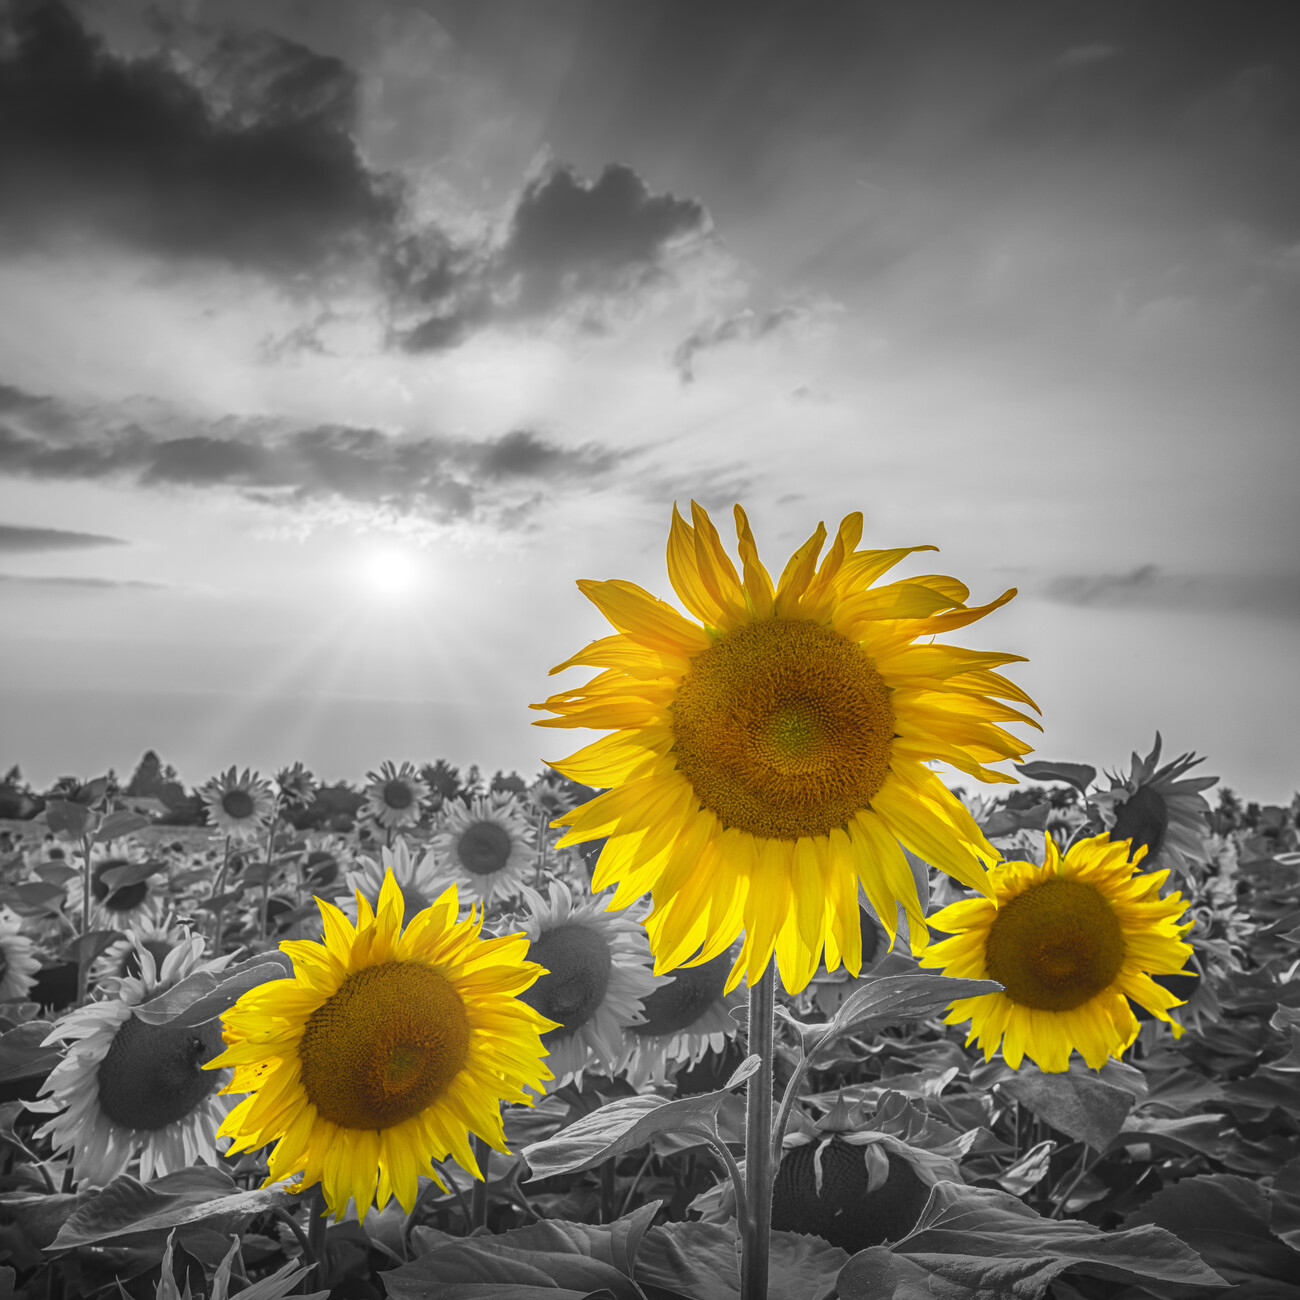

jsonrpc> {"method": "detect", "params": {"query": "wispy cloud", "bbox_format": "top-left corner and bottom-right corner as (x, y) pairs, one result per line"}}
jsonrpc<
(0, 382), (632, 528)
(0, 574), (164, 590)
(0, 523), (126, 552)
(672, 306), (808, 384)
(1042, 565), (1300, 619)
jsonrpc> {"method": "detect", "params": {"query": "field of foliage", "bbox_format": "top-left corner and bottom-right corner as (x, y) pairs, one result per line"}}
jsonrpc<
(0, 747), (1297, 1299)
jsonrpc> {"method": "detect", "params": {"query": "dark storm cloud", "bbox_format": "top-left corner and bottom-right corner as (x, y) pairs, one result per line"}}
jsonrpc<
(0, 524), (126, 552)
(498, 164), (709, 313)
(394, 164), (713, 351)
(0, 382), (627, 526)
(672, 306), (806, 384)
(1043, 566), (1300, 619)
(0, 0), (395, 271)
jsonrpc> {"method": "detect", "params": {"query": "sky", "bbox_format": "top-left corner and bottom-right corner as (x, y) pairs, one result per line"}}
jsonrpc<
(1, 0), (1298, 802)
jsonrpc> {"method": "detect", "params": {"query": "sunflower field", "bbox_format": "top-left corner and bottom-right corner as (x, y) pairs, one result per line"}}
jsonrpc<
(1, 506), (1298, 1300)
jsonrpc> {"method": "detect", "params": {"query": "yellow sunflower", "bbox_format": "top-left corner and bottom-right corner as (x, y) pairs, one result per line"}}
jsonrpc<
(534, 501), (1038, 994)
(919, 832), (1193, 1071)
(208, 870), (554, 1220)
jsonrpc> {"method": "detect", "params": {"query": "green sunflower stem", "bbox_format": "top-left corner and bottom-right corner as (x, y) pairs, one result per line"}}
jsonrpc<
(741, 967), (775, 1300)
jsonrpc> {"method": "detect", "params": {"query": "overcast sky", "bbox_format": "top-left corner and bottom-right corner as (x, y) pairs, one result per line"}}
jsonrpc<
(2, 0), (1297, 802)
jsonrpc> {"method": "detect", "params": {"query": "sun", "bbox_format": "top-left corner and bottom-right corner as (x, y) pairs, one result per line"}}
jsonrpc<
(352, 542), (423, 602)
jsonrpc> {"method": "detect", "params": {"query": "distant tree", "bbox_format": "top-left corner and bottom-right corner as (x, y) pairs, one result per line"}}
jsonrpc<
(126, 750), (165, 797)
(490, 770), (527, 796)
(0, 764), (36, 819)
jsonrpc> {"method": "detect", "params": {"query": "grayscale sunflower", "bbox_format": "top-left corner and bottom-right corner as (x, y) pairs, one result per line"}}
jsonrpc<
(517, 881), (663, 1089)
(362, 761), (430, 831)
(1094, 734), (1217, 879)
(32, 934), (238, 1185)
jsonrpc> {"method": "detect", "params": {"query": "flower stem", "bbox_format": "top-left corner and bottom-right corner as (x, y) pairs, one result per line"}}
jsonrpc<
(74, 832), (93, 1008)
(471, 1135), (491, 1231)
(741, 968), (775, 1300)
(304, 1184), (330, 1292)
(211, 835), (231, 955)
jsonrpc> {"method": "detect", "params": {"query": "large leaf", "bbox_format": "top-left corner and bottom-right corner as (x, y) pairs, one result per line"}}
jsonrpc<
(999, 1064), (1138, 1151)
(43, 799), (93, 840)
(471, 1202), (661, 1279)
(1124, 1174), (1300, 1285)
(50, 1166), (295, 1249)
(59, 930), (122, 971)
(98, 859), (164, 895)
(1013, 762), (1096, 793)
(94, 811), (151, 844)
(837, 1182), (1224, 1300)
(133, 952), (293, 1028)
(0, 881), (68, 913)
(522, 1055), (758, 1181)
(789, 974), (1002, 1057)
(634, 1222), (847, 1300)
(0, 1020), (60, 1084)
(381, 1237), (638, 1299)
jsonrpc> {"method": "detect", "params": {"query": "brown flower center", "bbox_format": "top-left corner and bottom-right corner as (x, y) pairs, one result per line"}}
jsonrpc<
(634, 951), (730, 1036)
(221, 790), (255, 820)
(298, 961), (470, 1130)
(520, 923), (612, 1041)
(1111, 784), (1170, 864)
(670, 618), (895, 840)
(457, 822), (512, 875)
(383, 779), (415, 810)
(97, 1014), (225, 1130)
(984, 878), (1125, 1011)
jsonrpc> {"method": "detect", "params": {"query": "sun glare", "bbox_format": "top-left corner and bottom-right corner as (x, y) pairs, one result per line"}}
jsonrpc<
(352, 543), (423, 602)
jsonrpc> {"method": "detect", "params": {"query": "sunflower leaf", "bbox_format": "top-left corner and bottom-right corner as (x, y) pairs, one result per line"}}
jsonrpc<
(522, 1058), (758, 1181)
(98, 860), (164, 894)
(133, 953), (293, 1028)
(836, 1181), (1225, 1299)
(1014, 761), (1097, 793)
(814, 973), (1003, 1053)
(49, 1167), (297, 1250)
(0, 1020), (60, 1084)
(94, 811), (151, 844)
(999, 1065), (1138, 1152)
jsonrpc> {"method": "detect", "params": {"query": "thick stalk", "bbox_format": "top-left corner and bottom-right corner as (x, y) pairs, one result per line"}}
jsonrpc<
(740, 969), (775, 1300)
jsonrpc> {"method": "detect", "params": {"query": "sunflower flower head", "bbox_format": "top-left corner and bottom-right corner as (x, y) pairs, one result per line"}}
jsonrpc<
(920, 832), (1194, 1071)
(362, 761), (430, 831)
(341, 837), (443, 919)
(32, 932), (238, 1186)
(534, 501), (1039, 994)
(430, 792), (537, 907)
(209, 870), (554, 1220)
(1094, 734), (1218, 879)
(200, 767), (276, 844)
(515, 881), (664, 1089)
(0, 907), (40, 1003)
